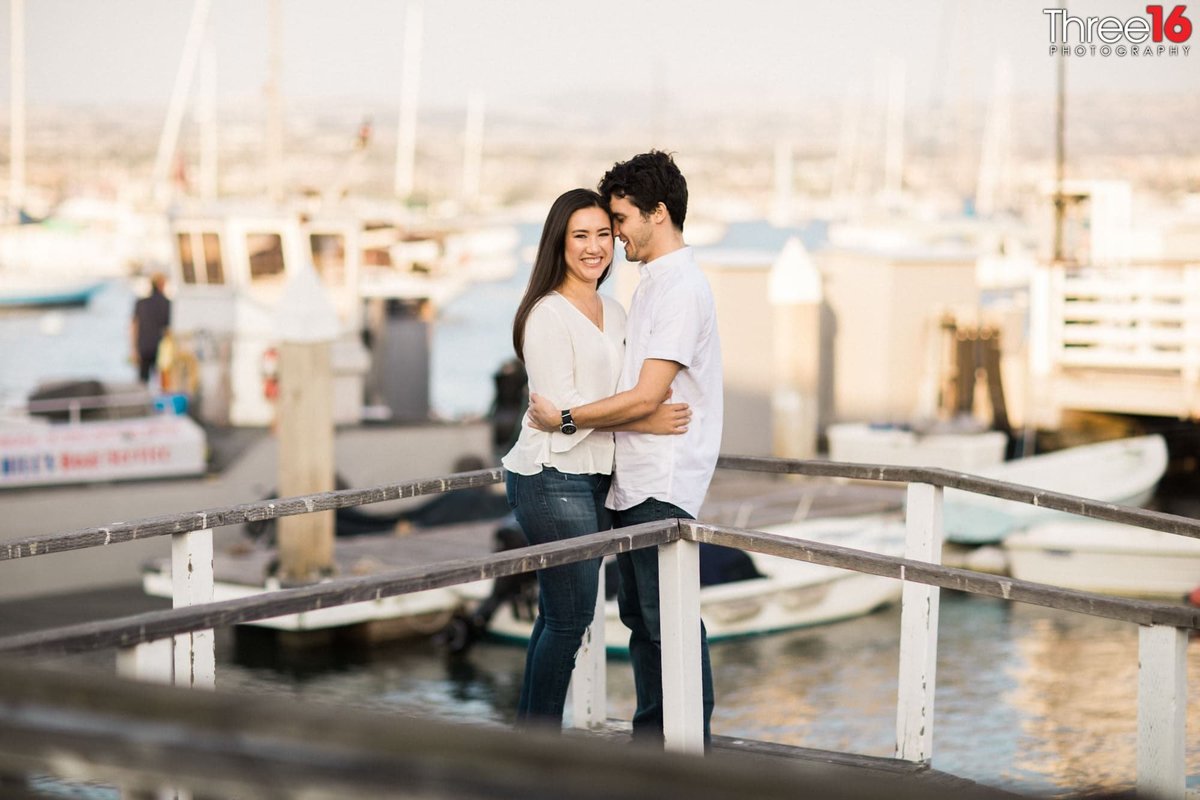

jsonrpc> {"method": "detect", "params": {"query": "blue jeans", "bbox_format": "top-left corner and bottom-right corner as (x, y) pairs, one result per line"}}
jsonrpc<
(506, 468), (611, 728)
(614, 498), (715, 746)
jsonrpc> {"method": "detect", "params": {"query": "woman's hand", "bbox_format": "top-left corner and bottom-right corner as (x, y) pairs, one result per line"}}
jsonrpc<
(527, 392), (558, 432)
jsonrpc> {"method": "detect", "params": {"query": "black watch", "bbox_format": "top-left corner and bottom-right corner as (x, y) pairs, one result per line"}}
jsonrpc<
(560, 409), (578, 435)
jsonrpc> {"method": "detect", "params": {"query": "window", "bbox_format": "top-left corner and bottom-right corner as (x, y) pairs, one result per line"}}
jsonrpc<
(248, 233), (285, 279)
(203, 233), (224, 284)
(310, 233), (345, 284)
(177, 233), (197, 284)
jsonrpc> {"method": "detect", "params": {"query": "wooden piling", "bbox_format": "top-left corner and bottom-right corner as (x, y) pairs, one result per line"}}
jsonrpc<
(274, 261), (339, 583)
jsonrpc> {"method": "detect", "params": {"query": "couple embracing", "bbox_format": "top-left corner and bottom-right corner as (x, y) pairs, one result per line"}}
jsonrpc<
(501, 151), (723, 747)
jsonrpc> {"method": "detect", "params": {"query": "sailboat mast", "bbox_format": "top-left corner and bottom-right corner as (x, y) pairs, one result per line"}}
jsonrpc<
(394, 0), (423, 201)
(9, 0), (25, 221)
(461, 91), (484, 210)
(198, 40), (219, 202)
(1052, 54), (1066, 263)
(151, 0), (212, 206)
(266, 0), (284, 204)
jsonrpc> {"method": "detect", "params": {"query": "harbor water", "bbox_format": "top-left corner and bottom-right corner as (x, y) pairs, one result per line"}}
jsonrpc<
(3, 220), (1199, 797)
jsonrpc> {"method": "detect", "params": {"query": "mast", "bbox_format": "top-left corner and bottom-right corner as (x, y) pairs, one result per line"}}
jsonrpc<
(461, 91), (484, 210)
(9, 0), (26, 221)
(1052, 53), (1066, 263)
(266, 0), (284, 204)
(883, 60), (906, 204)
(394, 0), (424, 201)
(198, 39), (219, 202)
(151, 0), (212, 207)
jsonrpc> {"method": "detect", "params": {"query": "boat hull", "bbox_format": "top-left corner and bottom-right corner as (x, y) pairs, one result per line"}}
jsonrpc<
(486, 515), (906, 652)
(1004, 519), (1200, 599)
(943, 435), (1168, 545)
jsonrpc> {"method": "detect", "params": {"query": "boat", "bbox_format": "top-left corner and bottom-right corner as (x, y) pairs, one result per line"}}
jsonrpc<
(0, 279), (107, 309)
(943, 434), (1168, 545)
(167, 202), (519, 427)
(1004, 519), (1200, 599)
(827, 421), (1008, 471)
(0, 380), (206, 489)
(483, 515), (905, 653)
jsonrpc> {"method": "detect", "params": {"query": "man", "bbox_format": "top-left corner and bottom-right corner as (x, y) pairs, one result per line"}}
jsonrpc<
(130, 272), (171, 386)
(528, 150), (722, 746)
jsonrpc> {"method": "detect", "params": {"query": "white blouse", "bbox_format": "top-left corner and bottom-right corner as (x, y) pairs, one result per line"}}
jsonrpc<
(501, 292), (626, 476)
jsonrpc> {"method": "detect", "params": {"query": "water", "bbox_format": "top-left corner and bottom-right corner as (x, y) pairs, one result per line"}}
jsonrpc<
(4, 219), (1198, 796)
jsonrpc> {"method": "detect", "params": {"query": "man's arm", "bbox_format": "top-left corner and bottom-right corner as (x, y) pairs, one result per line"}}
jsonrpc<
(529, 358), (682, 431)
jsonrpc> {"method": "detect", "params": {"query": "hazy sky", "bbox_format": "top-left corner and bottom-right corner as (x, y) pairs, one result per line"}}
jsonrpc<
(3, 0), (1197, 114)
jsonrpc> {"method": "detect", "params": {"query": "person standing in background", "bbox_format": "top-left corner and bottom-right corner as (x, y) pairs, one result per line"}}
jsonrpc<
(130, 272), (171, 387)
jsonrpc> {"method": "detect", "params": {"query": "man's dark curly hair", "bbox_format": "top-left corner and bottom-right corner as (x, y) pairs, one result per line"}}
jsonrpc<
(597, 150), (688, 232)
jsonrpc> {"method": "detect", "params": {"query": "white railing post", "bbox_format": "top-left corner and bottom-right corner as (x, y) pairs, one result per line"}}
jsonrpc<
(895, 482), (943, 763)
(1137, 624), (1186, 800)
(658, 538), (704, 754)
(569, 569), (608, 729)
(172, 529), (215, 690)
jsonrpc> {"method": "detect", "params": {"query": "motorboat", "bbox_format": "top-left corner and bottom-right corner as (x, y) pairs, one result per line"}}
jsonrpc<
(1004, 518), (1200, 599)
(943, 435), (1168, 545)
(483, 514), (905, 653)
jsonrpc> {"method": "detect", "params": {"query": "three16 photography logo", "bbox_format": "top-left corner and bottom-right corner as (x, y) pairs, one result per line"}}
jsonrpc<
(1044, 5), (1192, 57)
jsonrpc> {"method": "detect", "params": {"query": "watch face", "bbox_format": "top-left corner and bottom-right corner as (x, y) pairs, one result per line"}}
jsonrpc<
(561, 423), (578, 435)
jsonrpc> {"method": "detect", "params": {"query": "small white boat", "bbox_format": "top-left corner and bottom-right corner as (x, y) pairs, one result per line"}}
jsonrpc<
(485, 515), (905, 653)
(1004, 519), (1200, 600)
(827, 422), (1008, 472)
(0, 382), (207, 489)
(943, 435), (1168, 545)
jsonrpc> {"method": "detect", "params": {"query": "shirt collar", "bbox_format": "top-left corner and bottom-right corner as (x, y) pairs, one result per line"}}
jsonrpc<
(637, 246), (693, 280)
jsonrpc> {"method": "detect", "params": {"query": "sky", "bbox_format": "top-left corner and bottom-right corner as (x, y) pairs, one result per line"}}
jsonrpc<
(2, 0), (1198, 116)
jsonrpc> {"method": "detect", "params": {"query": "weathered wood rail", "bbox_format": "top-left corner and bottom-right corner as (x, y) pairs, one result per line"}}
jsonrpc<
(0, 455), (1196, 799)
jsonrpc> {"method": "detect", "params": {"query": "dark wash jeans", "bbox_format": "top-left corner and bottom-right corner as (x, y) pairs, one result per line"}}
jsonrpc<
(614, 497), (715, 746)
(506, 468), (611, 728)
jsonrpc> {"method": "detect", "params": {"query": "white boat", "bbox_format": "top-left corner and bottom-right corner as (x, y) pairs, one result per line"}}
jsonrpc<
(485, 515), (905, 653)
(827, 422), (1008, 471)
(943, 434), (1168, 545)
(0, 381), (206, 489)
(168, 203), (519, 427)
(1004, 519), (1200, 600)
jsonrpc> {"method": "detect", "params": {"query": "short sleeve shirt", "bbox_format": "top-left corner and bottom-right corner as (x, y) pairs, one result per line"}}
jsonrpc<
(607, 247), (723, 517)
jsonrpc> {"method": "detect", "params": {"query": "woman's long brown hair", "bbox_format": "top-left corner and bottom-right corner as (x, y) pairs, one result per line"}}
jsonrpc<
(511, 188), (612, 361)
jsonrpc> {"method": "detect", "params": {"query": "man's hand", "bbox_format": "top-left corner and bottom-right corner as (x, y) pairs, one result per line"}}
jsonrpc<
(638, 401), (691, 434)
(528, 392), (559, 432)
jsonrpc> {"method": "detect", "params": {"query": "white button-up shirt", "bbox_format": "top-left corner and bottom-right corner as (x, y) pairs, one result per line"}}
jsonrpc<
(502, 292), (626, 476)
(607, 246), (723, 517)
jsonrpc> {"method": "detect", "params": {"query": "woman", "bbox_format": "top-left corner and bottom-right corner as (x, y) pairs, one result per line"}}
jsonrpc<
(502, 188), (688, 728)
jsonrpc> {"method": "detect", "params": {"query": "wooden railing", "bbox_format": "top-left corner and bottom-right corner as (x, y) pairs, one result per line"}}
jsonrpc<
(1, 456), (1196, 800)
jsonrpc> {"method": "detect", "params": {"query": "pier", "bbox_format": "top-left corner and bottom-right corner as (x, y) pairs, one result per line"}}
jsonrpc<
(0, 456), (1196, 798)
